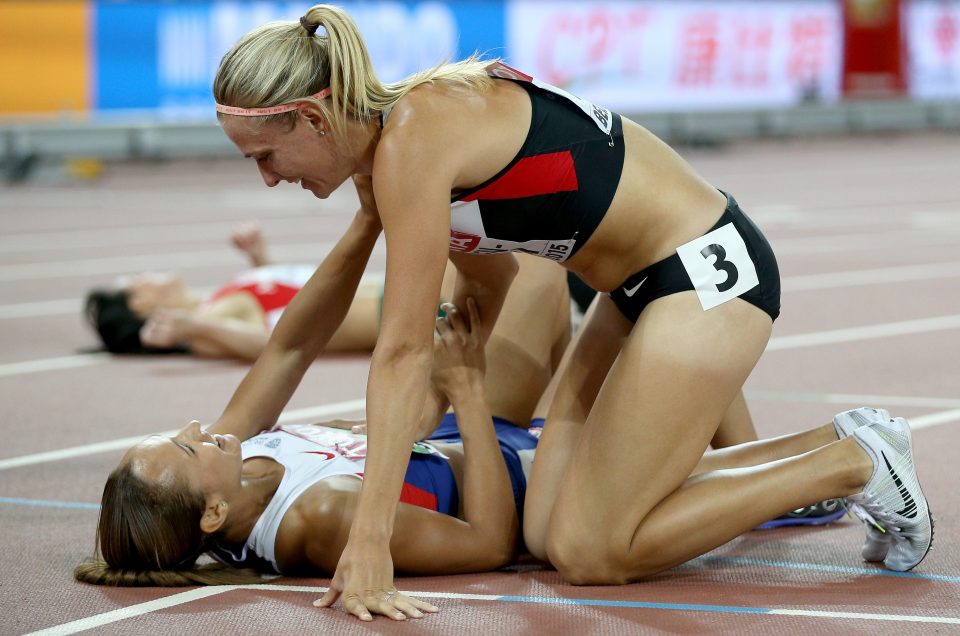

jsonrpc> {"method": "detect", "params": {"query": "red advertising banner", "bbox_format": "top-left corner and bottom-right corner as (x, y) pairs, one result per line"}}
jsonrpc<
(842, 0), (907, 96)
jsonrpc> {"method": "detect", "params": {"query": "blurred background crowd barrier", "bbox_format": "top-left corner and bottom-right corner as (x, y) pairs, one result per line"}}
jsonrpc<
(1, 0), (958, 179)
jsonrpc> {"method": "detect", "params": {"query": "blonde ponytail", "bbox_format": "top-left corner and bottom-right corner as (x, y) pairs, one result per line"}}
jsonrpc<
(214, 4), (497, 137)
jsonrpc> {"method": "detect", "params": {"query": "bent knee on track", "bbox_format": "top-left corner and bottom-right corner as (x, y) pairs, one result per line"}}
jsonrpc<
(545, 517), (672, 585)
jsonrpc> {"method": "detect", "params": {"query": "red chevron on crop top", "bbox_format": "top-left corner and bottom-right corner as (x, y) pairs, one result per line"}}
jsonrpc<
(446, 62), (626, 263)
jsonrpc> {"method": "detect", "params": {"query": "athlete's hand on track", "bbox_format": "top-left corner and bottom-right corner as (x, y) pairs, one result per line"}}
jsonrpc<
(313, 538), (438, 621)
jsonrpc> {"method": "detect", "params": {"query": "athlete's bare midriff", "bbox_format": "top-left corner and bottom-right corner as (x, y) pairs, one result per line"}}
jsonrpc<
(563, 120), (728, 293)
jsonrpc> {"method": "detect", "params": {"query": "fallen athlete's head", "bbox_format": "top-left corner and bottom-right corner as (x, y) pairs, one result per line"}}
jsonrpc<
(85, 273), (194, 354)
(75, 421), (260, 586)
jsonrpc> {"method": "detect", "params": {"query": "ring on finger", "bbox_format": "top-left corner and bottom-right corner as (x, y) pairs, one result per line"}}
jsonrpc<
(383, 590), (396, 602)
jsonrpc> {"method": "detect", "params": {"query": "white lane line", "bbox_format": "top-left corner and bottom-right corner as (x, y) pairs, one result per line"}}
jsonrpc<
(767, 314), (960, 350)
(0, 299), (80, 319)
(0, 241), (342, 282)
(0, 220), (315, 254)
(782, 262), (960, 292)
(25, 583), (960, 635)
(744, 390), (960, 410)
(771, 609), (960, 624)
(911, 409), (960, 430)
(24, 586), (233, 636)
(774, 232), (960, 256)
(0, 353), (111, 378)
(0, 399), (365, 471)
(0, 273), (385, 321)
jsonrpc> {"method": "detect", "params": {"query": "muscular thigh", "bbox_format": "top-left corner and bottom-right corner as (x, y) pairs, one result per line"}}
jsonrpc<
(550, 291), (772, 546)
(484, 255), (569, 424)
(522, 293), (629, 558)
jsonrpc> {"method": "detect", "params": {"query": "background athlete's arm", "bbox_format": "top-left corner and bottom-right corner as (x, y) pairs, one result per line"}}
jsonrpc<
(140, 308), (270, 361)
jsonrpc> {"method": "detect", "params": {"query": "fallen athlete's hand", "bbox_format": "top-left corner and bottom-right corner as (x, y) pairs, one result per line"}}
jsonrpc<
(230, 221), (268, 266)
(313, 537), (438, 621)
(140, 308), (191, 349)
(430, 298), (486, 398)
(322, 419), (368, 435)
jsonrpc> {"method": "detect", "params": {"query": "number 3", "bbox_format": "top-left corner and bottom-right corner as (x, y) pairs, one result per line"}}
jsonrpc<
(675, 222), (759, 312)
(700, 244), (739, 292)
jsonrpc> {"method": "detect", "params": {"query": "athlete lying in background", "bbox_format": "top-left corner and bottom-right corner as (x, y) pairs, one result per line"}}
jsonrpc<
(85, 182), (393, 360)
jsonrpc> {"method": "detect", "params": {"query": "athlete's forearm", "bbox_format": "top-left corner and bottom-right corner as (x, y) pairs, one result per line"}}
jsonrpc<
(269, 209), (381, 359)
(213, 210), (380, 437)
(352, 346), (433, 542)
(450, 381), (517, 553)
(414, 388), (450, 440)
(182, 317), (269, 361)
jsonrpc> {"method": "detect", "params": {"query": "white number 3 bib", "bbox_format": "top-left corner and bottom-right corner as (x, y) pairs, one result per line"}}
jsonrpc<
(675, 223), (759, 312)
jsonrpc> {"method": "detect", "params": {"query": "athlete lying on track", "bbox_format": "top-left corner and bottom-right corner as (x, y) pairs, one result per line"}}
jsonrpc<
(84, 216), (393, 361)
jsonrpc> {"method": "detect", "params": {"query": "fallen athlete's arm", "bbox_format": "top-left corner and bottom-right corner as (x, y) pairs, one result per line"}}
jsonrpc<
(144, 311), (269, 362)
(397, 298), (519, 570)
(291, 301), (520, 579)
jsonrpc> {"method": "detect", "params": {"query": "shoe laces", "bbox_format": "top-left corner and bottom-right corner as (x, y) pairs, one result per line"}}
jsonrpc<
(850, 491), (899, 535)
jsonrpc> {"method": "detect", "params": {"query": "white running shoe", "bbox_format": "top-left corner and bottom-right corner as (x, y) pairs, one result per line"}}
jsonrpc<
(833, 407), (890, 439)
(832, 407), (894, 561)
(846, 418), (934, 571)
(859, 523), (894, 563)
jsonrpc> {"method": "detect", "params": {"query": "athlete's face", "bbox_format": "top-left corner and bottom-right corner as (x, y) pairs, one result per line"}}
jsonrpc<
(117, 272), (188, 318)
(124, 420), (243, 506)
(220, 107), (360, 200)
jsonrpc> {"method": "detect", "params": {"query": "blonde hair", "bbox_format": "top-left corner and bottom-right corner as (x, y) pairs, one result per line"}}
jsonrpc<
(74, 462), (262, 587)
(213, 3), (496, 136)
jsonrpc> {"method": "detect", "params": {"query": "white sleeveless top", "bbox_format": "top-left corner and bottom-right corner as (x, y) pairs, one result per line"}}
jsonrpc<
(209, 426), (367, 573)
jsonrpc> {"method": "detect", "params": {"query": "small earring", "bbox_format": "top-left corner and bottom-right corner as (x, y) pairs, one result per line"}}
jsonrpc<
(319, 130), (326, 136)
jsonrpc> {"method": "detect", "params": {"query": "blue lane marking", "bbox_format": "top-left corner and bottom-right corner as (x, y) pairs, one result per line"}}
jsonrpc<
(0, 496), (99, 510)
(702, 556), (960, 585)
(1, 497), (957, 587)
(498, 595), (770, 613)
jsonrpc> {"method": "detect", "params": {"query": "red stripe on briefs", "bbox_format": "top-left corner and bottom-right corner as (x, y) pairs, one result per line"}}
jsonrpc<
(399, 483), (439, 511)
(461, 151), (578, 201)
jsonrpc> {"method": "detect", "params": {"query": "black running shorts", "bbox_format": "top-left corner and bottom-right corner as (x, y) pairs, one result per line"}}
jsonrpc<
(608, 192), (780, 323)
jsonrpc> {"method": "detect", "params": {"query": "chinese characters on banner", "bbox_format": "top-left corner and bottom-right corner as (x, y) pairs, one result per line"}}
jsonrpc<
(907, 0), (960, 98)
(506, 1), (844, 111)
